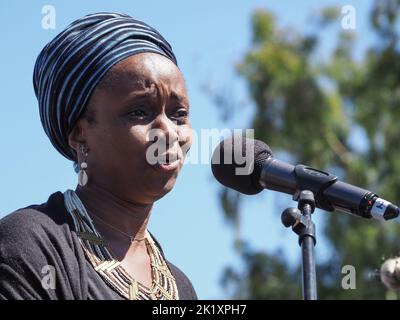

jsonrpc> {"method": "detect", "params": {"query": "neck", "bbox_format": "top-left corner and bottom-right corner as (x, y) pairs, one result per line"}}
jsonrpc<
(75, 184), (152, 244)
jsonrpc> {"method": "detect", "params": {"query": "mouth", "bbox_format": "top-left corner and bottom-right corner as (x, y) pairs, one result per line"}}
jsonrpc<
(151, 153), (181, 173)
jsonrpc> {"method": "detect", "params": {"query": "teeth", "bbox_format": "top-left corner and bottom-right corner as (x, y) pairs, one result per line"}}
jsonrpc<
(157, 153), (179, 165)
(159, 159), (177, 165)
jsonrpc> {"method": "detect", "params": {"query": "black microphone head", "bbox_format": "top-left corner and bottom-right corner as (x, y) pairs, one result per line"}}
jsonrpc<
(211, 136), (273, 195)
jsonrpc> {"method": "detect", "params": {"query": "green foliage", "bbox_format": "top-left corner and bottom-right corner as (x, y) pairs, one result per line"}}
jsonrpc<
(221, 243), (302, 299)
(216, 1), (400, 299)
(318, 7), (341, 26)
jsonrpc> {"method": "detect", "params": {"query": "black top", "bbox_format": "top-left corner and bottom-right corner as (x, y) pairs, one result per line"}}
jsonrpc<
(0, 192), (197, 300)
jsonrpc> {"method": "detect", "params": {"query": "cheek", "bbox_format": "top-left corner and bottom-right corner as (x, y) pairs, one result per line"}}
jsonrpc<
(118, 125), (151, 160)
(89, 124), (150, 164)
(178, 124), (193, 155)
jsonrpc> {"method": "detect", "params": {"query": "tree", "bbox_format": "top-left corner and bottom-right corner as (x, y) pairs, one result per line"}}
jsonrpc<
(216, 0), (400, 299)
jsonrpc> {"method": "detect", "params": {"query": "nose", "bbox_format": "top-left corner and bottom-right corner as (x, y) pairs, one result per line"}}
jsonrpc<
(150, 113), (179, 148)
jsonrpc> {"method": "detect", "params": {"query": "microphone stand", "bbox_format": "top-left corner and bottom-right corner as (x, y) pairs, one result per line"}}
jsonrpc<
(281, 190), (317, 300)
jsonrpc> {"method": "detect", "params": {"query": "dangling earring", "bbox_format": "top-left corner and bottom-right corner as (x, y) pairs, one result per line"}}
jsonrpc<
(78, 145), (89, 187)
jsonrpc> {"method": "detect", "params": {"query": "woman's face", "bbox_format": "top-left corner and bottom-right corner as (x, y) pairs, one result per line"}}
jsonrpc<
(71, 53), (192, 204)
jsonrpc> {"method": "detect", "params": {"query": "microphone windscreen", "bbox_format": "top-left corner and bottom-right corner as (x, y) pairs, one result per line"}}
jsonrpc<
(211, 136), (272, 195)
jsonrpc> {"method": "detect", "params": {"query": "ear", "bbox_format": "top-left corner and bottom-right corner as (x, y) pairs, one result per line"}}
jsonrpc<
(68, 118), (87, 156)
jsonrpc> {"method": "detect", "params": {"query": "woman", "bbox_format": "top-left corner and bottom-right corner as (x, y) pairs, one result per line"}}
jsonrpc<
(0, 12), (196, 300)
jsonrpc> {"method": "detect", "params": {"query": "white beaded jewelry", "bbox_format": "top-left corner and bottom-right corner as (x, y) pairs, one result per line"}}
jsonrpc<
(78, 145), (89, 186)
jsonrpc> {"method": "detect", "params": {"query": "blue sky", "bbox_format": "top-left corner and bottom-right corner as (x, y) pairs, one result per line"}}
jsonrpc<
(0, 0), (373, 299)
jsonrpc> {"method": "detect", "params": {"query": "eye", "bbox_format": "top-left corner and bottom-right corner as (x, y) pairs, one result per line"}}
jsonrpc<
(128, 108), (149, 120)
(171, 108), (189, 122)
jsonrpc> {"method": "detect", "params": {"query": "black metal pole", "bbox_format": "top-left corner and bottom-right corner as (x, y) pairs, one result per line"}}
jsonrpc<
(281, 190), (317, 300)
(299, 203), (317, 300)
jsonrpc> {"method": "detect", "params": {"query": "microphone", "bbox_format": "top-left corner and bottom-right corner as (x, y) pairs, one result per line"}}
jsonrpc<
(211, 136), (399, 221)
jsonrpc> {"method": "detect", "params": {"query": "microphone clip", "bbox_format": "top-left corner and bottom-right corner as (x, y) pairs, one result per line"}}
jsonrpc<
(294, 165), (338, 211)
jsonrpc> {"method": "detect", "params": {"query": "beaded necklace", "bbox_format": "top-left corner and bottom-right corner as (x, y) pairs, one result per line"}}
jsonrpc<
(63, 189), (179, 300)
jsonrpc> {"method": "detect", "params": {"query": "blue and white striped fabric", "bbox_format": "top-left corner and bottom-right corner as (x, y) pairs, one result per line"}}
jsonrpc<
(33, 12), (177, 161)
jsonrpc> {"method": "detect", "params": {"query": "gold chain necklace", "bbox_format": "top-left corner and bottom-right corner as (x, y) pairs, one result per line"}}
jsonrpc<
(63, 189), (179, 300)
(88, 210), (146, 242)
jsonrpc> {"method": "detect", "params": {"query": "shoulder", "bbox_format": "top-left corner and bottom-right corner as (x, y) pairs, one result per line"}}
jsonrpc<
(167, 261), (198, 300)
(0, 192), (75, 255)
(0, 192), (85, 299)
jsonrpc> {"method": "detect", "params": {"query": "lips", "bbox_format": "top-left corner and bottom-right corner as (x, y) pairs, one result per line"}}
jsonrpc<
(154, 159), (180, 173)
(150, 152), (181, 173)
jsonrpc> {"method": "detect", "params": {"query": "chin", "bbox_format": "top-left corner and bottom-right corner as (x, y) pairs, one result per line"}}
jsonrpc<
(159, 180), (176, 195)
(149, 178), (177, 200)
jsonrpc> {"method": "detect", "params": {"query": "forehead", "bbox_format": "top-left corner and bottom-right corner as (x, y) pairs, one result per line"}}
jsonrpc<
(102, 52), (186, 95)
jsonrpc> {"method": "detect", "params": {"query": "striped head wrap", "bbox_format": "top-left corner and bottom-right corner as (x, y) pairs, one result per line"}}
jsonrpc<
(33, 12), (177, 161)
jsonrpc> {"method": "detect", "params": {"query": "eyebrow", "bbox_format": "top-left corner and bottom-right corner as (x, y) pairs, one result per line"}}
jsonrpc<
(170, 92), (188, 103)
(126, 90), (156, 98)
(125, 89), (188, 105)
